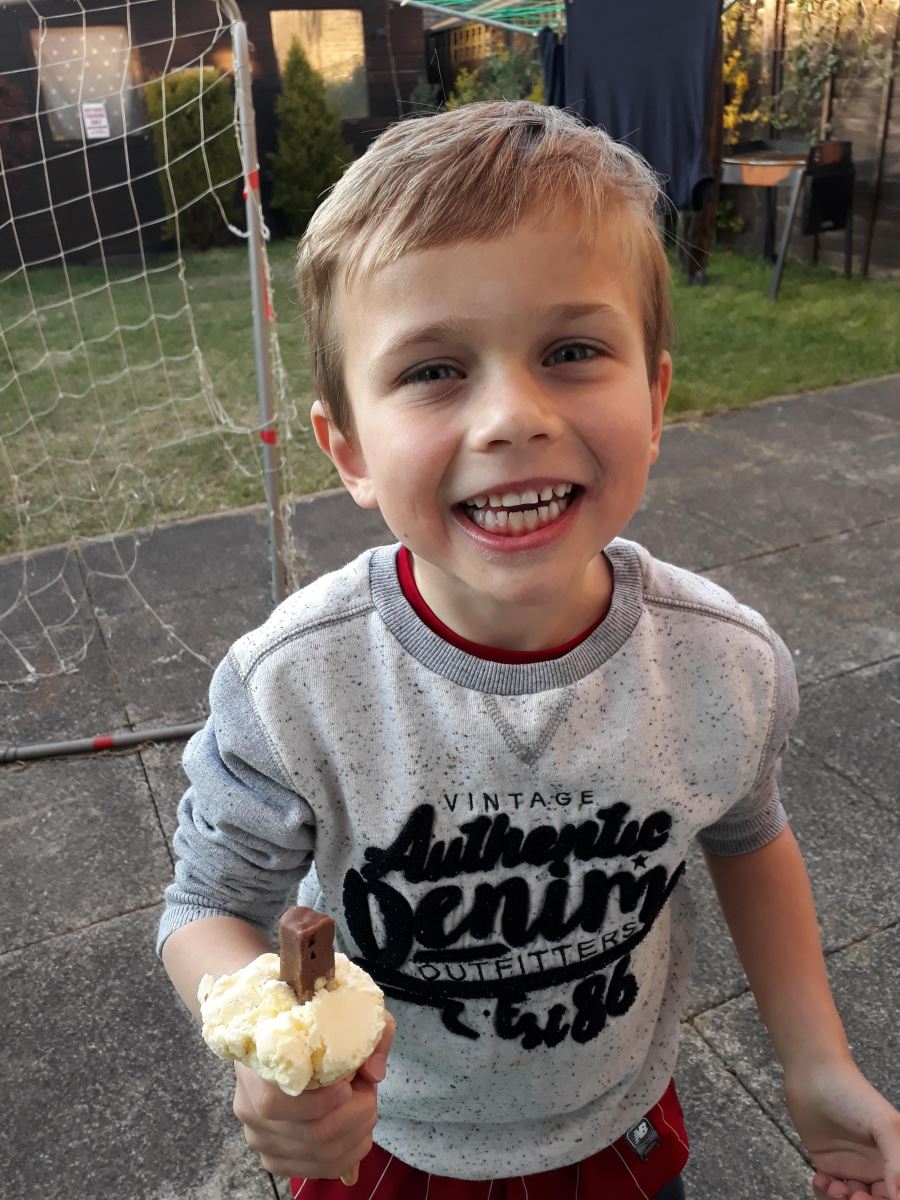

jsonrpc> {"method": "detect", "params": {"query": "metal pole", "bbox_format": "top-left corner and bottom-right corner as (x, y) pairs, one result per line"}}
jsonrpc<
(392, 0), (538, 36)
(861, 4), (900, 279)
(1, 722), (205, 764)
(225, 2), (289, 605)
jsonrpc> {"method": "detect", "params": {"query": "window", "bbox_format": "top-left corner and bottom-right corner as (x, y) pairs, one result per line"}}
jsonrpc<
(30, 26), (143, 142)
(271, 11), (368, 120)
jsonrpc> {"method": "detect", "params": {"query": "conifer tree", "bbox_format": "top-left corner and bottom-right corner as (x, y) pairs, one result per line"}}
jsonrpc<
(270, 40), (351, 237)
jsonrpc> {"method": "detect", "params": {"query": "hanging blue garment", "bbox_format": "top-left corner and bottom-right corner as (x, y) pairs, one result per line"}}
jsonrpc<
(558, 0), (721, 212)
(538, 25), (566, 108)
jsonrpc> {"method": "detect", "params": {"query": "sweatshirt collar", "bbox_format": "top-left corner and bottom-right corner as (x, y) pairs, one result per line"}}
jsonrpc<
(369, 540), (644, 695)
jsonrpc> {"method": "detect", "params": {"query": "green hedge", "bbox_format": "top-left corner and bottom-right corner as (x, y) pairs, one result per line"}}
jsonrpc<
(145, 67), (242, 250)
(270, 40), (350, 238)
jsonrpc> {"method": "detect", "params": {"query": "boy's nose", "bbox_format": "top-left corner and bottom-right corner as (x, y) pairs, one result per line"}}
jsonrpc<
(469, 368), (561, 450)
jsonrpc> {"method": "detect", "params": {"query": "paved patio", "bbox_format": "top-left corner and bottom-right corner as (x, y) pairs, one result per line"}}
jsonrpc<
(1, 376), (897, 1200)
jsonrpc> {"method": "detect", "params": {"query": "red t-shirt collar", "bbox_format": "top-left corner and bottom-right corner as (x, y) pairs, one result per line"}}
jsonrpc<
(395, 545), (606, 665)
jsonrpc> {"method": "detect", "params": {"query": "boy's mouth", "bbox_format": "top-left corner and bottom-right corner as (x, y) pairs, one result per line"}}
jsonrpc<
(458, 483), (582, 537)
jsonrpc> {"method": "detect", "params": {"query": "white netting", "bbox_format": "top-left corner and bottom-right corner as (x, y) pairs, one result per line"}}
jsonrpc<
(0, 0), (303, 688)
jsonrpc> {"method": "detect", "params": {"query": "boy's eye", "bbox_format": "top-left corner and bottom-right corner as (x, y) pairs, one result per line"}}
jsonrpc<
(545, 343), (600, 366)
(400, 362), (458, 386)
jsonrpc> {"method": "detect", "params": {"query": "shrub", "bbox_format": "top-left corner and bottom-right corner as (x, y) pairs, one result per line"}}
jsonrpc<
(145, 67), (242, 250)
(406, 76), (443, 116)
(446, 47), (541, 109)
(270, 39), (351, 237)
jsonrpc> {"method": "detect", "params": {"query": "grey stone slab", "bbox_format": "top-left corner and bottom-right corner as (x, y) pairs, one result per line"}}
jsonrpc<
(685, 751), (900, 1015)
(792, 657), (900, 812)
(0, 544), (97, 687)
(676, 1025), (811, 1199)
(622, 497), (760, 573)
(0, 543), (86, 626)
(141, 736), (193, 845)
(646, 390), (900, 556)
(101, 584), (272, 726)
(817, 374), (900, 424)
(0, 752), (172, 953)
(79, 508), (273, 615)
(706, 389), (899, 497)
(289, 488), (394, 584)
(694, 924), (900, 1161)
(706, 518), (900, 685)
(0, 619), (126, 750)
(0, 907), (272, 1200)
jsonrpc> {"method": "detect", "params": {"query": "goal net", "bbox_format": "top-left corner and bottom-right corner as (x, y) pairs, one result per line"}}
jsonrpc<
(0, 0), (300, 692)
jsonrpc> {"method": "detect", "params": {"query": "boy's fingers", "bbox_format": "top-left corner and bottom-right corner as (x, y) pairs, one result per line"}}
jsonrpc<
(357, 1010), (396, 1084)
(261, 1079), (354, 1122)
(237, 1066), (352, 1122)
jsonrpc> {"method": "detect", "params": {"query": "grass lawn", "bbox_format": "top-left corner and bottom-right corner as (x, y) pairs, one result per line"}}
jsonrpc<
(1, 237), (897, 555)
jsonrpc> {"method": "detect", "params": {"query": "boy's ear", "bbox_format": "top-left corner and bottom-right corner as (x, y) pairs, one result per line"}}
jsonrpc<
(649, 350), (672, 465)
(310, 400), (378, 509)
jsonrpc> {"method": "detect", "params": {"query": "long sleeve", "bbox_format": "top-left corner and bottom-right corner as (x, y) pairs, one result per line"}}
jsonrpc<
(157, 651), (316, 954)
(697, 631), (800, 856)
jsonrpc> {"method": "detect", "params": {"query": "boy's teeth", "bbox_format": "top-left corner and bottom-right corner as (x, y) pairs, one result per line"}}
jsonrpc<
(466, 483), (573, 509)
(467, 495), (570, 534)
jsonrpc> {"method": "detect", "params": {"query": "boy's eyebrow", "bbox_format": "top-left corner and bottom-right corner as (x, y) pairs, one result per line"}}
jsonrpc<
(375, 303), (628, 364)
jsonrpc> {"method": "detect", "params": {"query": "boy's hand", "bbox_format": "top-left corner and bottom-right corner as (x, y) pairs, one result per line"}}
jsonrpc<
(233, 1011), (396, 1180)
(781, 1059), (900, 1200)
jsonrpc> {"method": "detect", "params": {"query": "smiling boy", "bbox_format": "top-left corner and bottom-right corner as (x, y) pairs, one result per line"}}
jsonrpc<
(160, 102), (900, 1200)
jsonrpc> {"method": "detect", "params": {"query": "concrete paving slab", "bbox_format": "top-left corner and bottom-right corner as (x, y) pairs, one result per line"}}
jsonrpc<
(141, 737), (192, 845)
(704, 389), (899, 497)
(100, 584), (272, 727)
(0, 622), (126, 749)
(0, 752), (172, 953)
(792, 657), (900, 813)
(0, 907), (272, 1200)
(648, 427), (896, 558)
(623, 497), (761, 573)
(677, 1025), (811, 1199)
(685, 750), (900, 1015)
(0, 543), (86, 628)
(79, 509), (273, 615)
(694, 924), (900, 1160)
(0, 544), (94, 683)
(707, 518), (900, 685)
(289, 489), (393, 584)
(818, 375), (900, 424)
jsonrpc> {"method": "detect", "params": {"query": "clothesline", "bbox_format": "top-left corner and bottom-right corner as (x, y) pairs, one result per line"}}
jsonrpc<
(394, 0), (741, 39)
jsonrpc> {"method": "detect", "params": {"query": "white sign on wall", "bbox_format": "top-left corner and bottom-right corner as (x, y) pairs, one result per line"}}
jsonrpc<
(82, 102), (111, 140)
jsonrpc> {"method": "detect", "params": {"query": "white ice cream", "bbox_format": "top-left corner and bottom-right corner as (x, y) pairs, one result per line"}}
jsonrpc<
(198, 951), (386, 1095)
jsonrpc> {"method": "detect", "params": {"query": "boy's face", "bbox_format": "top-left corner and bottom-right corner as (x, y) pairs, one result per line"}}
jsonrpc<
(312, 206), (671, 649)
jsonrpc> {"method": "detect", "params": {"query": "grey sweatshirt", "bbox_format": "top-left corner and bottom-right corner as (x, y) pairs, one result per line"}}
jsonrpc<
(159, 538), (798, 1179)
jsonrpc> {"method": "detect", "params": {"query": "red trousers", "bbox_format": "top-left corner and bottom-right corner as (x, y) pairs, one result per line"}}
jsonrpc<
(291, 1078), (689, 1200)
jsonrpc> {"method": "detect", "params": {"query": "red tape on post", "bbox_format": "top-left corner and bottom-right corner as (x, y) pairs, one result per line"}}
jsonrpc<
(260, 429), (277, 445)
(242, 168), (261, 199)
(92, 735), (114, 751)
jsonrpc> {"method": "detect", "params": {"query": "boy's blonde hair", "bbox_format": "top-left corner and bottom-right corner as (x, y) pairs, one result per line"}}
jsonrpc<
(296, 100), (672, 438)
